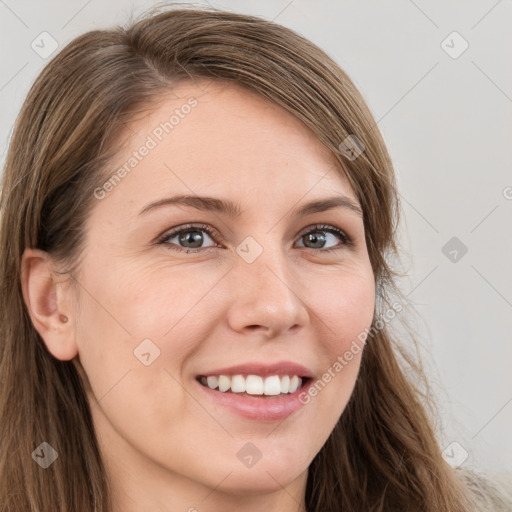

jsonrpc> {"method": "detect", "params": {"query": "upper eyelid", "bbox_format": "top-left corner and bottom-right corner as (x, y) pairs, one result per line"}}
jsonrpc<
(162, 223), (224, 241)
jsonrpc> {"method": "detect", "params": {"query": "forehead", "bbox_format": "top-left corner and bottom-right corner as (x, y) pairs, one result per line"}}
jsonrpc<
(95, 79), (357, 217)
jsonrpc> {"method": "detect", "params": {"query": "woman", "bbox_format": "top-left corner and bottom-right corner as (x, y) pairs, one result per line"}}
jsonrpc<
(0, 5), (510, 511)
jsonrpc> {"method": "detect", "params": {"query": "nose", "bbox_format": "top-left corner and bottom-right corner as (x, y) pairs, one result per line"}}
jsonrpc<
(226, 243), (309, 339)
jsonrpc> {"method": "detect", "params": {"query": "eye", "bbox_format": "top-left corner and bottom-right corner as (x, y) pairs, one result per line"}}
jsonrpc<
(157, 223), (353, 253)
(157, 223), (220, 253)
(295, 224), (353, 252)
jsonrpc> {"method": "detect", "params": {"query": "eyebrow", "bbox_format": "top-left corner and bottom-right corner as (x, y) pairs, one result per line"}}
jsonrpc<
(139, 194), (363, 218)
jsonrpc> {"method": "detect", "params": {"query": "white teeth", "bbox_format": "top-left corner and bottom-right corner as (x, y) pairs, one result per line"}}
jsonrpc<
(206, 376), (218, 389)
(264, 375), (282, 395)
(280, 375), (290, 393)
(201, 374), (304, 395)
(231, 375), (246, 393)
(245, 375), (264, 395)
(218, 375), (231, 392)
(289, 375), (300, 393)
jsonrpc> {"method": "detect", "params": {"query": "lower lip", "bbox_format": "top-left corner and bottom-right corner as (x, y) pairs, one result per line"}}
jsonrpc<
(195, 378), (312, 421)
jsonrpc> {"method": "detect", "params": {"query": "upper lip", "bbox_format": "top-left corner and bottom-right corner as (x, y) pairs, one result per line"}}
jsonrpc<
(197, 361), (314, 379)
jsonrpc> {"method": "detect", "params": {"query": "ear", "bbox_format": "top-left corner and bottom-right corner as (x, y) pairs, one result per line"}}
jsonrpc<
(21, 247), (78, 361)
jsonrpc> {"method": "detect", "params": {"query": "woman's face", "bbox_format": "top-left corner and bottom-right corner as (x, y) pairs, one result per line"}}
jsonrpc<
(66, 80), (375, 506)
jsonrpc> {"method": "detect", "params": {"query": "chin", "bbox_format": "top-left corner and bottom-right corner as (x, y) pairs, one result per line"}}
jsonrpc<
(216, 466), (307, 496)
(201, 448), (310, 495)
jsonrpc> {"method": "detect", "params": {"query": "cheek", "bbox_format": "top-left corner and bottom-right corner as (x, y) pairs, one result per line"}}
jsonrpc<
(72, 294), (131, 404)
(307, 264), (376, 353)
(72, 280), (190, 443)
(71, 259), (212, 414)
(298, 266), (375, 422)
(101, 258), (221, 340)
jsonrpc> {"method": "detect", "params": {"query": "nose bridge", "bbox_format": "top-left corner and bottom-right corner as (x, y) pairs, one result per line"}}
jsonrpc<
(237, 233), (292, 296)
(227, 233), (307, 335)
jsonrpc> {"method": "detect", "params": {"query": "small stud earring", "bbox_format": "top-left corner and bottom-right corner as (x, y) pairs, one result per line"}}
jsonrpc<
(60, 314), (68, 323)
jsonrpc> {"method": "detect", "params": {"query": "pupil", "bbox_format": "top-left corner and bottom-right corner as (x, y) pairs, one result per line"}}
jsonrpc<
(306, 232), (325, 248)
(180, 230), (203, 248)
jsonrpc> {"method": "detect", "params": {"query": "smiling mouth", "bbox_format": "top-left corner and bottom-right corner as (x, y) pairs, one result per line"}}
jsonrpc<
(196, 374), (311, 397)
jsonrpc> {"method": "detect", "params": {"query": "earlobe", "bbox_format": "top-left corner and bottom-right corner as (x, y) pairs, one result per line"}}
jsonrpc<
(21, 248), (78, 361)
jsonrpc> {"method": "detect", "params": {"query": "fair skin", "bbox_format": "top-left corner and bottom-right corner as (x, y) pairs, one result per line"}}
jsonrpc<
(21, 80), (375, 512)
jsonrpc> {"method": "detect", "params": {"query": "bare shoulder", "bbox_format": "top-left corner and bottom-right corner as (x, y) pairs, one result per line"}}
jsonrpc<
(455, 467), (512, 511)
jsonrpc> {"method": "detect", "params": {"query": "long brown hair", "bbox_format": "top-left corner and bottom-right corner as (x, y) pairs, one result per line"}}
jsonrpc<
(0, 4), (475, 511)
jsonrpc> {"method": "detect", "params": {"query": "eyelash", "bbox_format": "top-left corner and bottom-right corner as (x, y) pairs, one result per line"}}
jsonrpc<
(157, 223), (354, 254)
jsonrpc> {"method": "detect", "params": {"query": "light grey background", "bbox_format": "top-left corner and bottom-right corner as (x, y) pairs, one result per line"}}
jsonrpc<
(1, 0), (511, 473)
